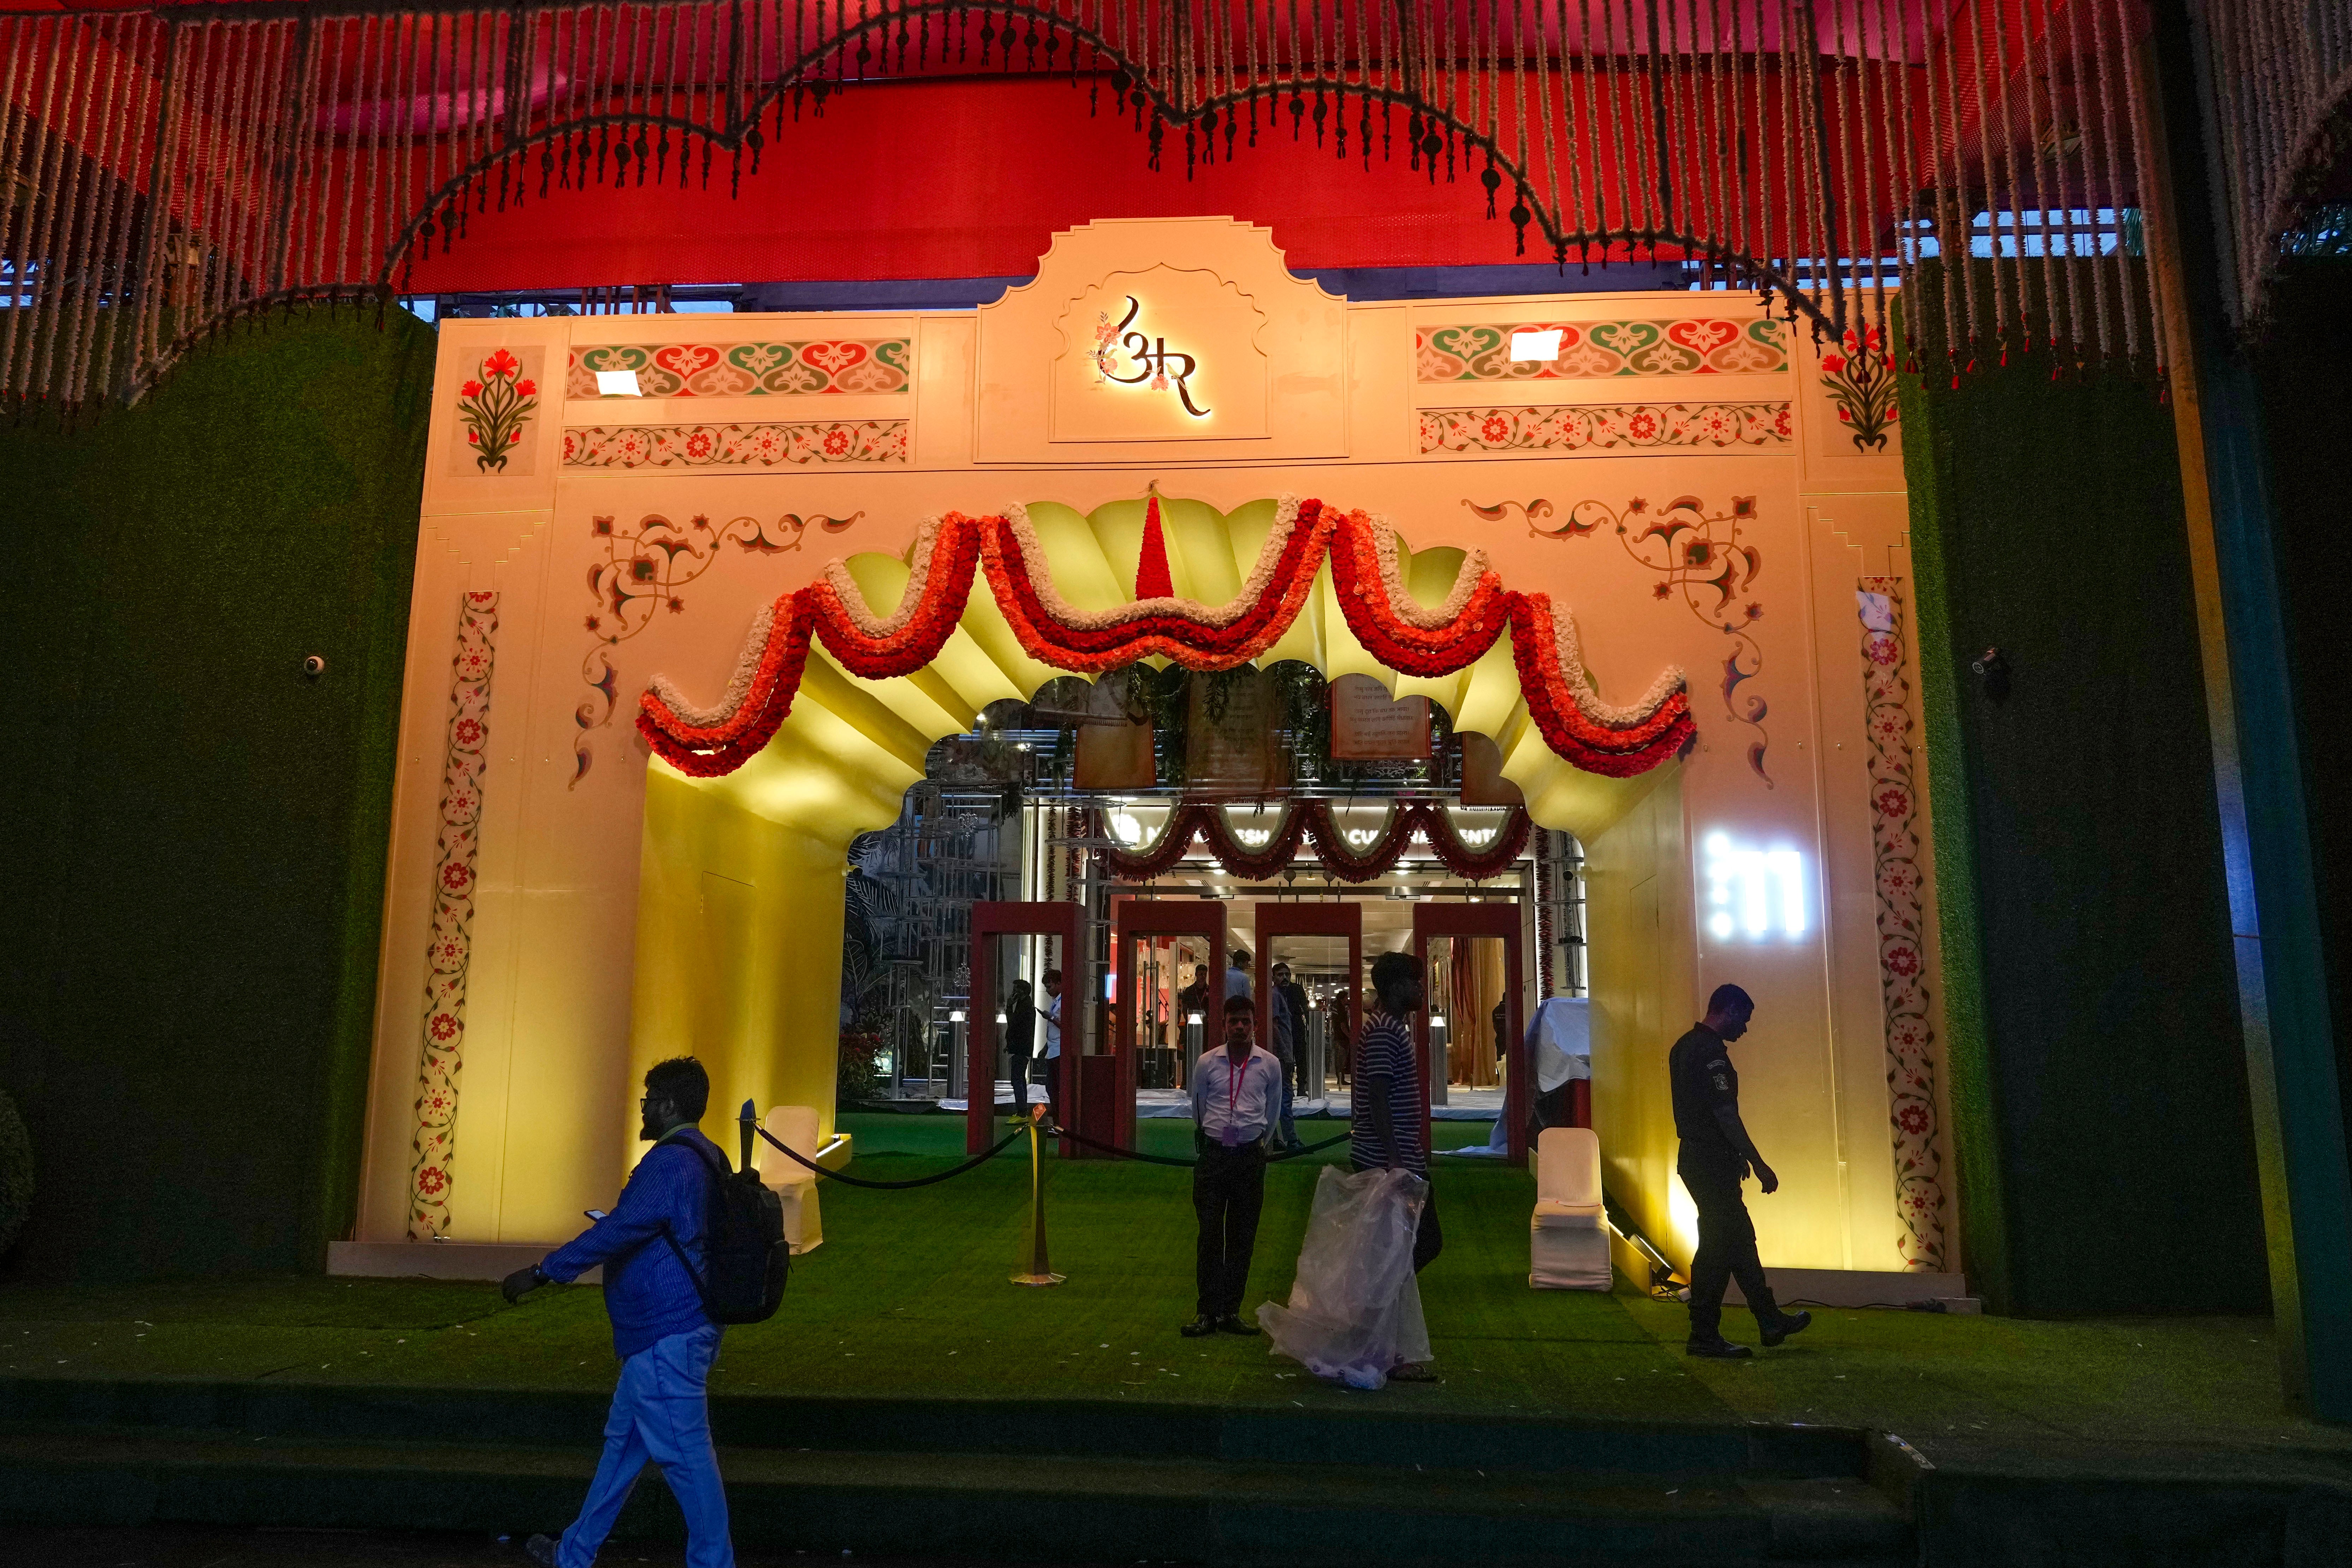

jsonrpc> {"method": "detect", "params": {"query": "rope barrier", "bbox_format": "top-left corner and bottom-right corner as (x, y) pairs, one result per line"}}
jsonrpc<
(1046, 1122), (1355, 1168)
(755, 1122), (1027, 1189)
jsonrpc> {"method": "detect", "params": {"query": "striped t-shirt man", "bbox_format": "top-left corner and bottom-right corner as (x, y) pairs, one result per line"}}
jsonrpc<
(1348, 1010), (1428, 1175)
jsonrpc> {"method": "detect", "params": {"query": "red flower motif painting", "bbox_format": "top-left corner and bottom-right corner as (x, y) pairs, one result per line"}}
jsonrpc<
(454, 350), (538, 474)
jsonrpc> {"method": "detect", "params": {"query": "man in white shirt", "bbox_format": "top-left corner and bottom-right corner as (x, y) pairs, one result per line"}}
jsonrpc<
(1041, 968), (1064, 1124)
(1184, 994), (1283, 1339)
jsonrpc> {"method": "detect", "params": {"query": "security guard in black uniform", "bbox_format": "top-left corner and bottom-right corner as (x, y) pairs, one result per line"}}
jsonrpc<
(1669, 983), (1813, 1359)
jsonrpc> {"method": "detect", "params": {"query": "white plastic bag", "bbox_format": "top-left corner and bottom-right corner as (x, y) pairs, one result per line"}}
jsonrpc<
(1256, 1165), (1433, 1389)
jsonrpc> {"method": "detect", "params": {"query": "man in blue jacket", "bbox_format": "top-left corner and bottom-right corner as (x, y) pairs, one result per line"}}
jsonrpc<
(502, 1056), (735, 1568)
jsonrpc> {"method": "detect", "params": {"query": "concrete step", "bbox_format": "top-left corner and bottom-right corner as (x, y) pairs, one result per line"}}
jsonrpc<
(0, 1377), (1872, 1481)
(0, 1427), (1912, 1567)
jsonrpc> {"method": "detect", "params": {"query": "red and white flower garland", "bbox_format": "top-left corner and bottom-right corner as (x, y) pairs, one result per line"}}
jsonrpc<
(1097, 800), (1532, 883)
(637, 497), (1697, 780)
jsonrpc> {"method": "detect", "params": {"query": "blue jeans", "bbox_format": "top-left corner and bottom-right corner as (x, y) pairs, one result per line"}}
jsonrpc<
(558, 1322), (733, 1568)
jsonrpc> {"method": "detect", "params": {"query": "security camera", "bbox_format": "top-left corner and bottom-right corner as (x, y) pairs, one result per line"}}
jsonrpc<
(302, 655), (328, 678)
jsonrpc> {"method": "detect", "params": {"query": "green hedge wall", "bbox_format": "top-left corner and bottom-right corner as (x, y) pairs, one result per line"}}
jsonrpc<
(0, 307), (435, 1281)
(1897, 262), (2269, 1315)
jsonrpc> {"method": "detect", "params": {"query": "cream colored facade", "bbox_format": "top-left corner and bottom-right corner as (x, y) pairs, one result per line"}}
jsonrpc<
(353, 217), (1948, 1286)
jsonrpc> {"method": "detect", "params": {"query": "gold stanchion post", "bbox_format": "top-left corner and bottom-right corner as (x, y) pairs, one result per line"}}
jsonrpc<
(1011, 1105), (1065, 1286)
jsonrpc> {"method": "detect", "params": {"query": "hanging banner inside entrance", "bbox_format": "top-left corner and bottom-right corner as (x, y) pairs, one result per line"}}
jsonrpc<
(1073, 669), (1155, 790)
(1185, 667), (1286, 797)
(1329, 673), (1432, 761)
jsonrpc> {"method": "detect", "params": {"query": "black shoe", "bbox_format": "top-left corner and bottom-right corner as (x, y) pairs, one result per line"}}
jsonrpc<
(1686, 1336), (1753, 1359)
(523, 1535), (561, 1568)
(1761, 1309), (1813, 1348)
(1180, 1314), (1216, 1338)
(1215, 1314), (1262, 1336)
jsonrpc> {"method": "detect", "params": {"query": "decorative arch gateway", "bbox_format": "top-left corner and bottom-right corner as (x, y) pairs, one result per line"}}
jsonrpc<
(0, 0), (2257, 414)
(636, 494), (1696, 779)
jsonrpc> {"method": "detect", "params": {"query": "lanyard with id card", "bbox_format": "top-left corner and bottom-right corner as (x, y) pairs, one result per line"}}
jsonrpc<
(1222, 1054), (1247, 1146)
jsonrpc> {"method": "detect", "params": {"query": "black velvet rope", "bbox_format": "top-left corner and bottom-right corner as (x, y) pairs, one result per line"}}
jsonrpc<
(755, 1122), (1027, 1189)
(1046, 1122), (1355, 1168)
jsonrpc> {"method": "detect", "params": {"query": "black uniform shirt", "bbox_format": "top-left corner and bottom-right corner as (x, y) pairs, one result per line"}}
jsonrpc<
(1669, 1024), (1740, 1151)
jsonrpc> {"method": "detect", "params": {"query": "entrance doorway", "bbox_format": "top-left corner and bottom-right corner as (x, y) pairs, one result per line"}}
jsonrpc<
(1414, 902), (1530, 1161)
(1108, 899), (1227, 1160)
(1254, 900), (1362, 1105)
(966, 901), (1085, 1155)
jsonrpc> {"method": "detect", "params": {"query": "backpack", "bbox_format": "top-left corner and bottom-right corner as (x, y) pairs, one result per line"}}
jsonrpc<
(660, 1135), (790, 1324)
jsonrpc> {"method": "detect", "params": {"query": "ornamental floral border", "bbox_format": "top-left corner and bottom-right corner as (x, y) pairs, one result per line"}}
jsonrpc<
(1491, 493), (1773, 785)
(571, 508), (864, 785)
(566, 339), (910, 399)
(1421, 403), (1791, 455)
(408, 591), (499, 1241)
(1859, 579), (1945, 1271)
(1417, 318), (1786, 381)
(562, 421), (908, 469)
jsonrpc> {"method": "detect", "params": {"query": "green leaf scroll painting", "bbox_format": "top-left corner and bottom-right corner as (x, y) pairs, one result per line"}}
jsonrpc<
(455, 350), (538, 472)
(1818, 328), (1898, 453)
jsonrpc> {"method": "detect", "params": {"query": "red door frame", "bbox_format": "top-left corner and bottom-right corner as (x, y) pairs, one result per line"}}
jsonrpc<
(1108, 899), (1227, 1160)
(1253, 901), (1363, 1087)
(1411, 902), (1529, 1162)
(967, 901), (1086, 1156)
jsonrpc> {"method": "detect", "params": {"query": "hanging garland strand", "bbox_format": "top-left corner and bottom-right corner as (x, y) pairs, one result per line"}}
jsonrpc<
(0, 0), (2250, 415)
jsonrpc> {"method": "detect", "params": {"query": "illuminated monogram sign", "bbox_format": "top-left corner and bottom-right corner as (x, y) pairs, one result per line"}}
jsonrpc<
(1092, 296), (1211, 418)
(1038, 259), (1273, 445)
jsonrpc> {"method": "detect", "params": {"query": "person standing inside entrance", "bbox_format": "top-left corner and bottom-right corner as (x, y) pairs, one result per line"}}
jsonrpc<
(504, 1057), (735, 1568)
(1269, 961), (1310, 1150)
(1003, 978), (1037, 1119)
(1184, 993), (1284, 1338)
(1040, 968), (1065, 1125)
(1223, 948), (1254, 1002)
(1671, 984), (1812, 1358)
(1352, 949), (1439, 1382)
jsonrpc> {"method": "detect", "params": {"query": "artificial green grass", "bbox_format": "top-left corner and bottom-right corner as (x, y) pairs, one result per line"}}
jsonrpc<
(0, 1111), (2334, 1467)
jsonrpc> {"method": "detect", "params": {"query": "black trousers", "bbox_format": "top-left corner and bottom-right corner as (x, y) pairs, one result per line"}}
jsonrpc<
(1007, 1051), (1034, 1112)
(1193, 1138), (1268, 1318)
(1352, 1161), (1443, 1273)
(1679, 1141), (1781, 1340)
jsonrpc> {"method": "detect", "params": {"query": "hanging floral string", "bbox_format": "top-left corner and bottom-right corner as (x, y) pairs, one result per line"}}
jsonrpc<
(0, 0), (2264, 416)
(1096, 799), (1534, 882)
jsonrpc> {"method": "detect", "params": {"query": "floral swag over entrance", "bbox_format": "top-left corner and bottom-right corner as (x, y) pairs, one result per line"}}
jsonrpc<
(637, 496), (1697, 780)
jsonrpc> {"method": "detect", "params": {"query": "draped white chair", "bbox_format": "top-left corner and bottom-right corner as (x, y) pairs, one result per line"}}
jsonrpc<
(755, 1105), (824, 1254)
(1530, 1127), (1609, 1290)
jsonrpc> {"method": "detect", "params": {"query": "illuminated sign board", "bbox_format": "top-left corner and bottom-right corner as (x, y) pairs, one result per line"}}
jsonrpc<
(1702, 831), (1808, 941)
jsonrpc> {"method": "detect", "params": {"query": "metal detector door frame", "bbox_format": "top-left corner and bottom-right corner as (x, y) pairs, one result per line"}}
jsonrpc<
(1253, 900), (1362, 1100)
(1412, 901), (1530, 1162)
(1107, 899), (1227, 1162)
(967, 901), (1086, 1156)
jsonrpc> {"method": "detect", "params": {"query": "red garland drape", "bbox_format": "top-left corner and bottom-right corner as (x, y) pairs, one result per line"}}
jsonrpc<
(1098, 801), (1533, 883)
(637, 498), (1696, 781)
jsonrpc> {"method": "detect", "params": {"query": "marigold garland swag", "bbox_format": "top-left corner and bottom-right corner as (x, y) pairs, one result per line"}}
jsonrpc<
(1100, 800), (1532, 884)
(638, 496), (1696, 780)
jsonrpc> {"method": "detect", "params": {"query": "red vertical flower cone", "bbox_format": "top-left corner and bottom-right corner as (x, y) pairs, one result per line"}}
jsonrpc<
(1135, 491), (1175, 600)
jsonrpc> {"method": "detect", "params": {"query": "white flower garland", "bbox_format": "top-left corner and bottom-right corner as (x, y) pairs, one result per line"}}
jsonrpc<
(647, 599), (779, 729)
(821, 515), (950, 641)
(1548, 600), (1688, 726)
(1357, 510), (1496, 630)
(996, 495), (1308, 632)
